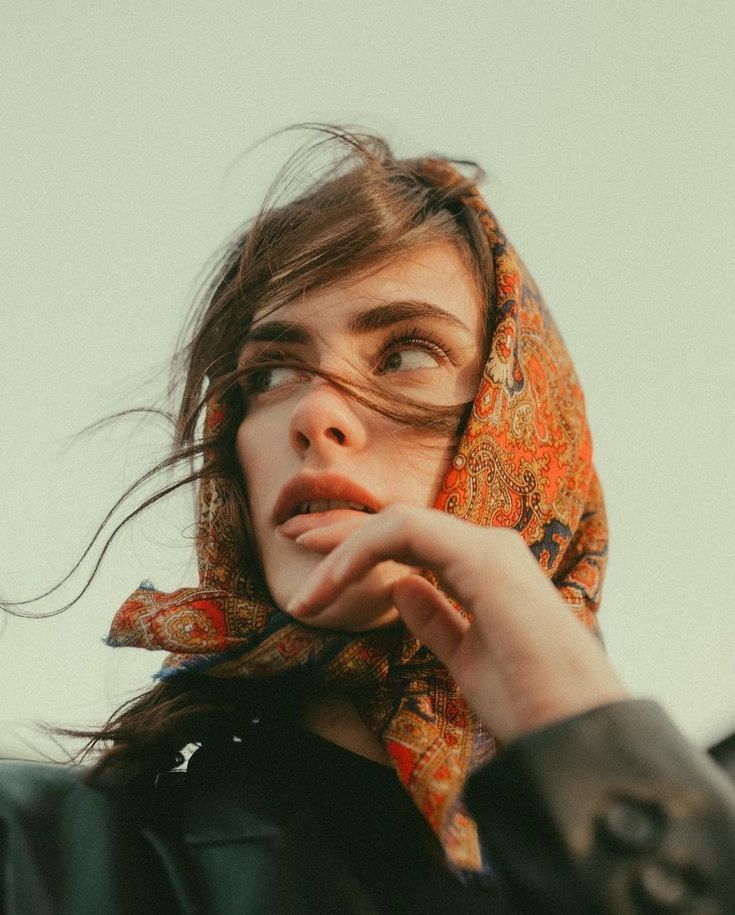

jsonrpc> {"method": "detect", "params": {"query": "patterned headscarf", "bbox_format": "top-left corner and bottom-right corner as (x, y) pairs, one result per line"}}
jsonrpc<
(107, 160), (607, 872)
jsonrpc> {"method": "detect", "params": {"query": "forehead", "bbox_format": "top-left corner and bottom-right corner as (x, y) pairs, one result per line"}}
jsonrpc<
(249, 242), (485, 337)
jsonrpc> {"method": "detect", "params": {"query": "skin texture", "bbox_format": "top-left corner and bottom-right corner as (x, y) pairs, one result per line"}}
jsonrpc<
(289, 505), (627, 744)
(236, 242), (485, 631)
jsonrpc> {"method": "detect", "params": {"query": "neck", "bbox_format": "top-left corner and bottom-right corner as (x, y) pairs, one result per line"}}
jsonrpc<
(300, 688), (392, 767)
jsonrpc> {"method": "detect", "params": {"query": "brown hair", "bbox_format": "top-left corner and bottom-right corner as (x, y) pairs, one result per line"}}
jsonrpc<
(7, 124), (497, 782)
(173, 124), (495, 578)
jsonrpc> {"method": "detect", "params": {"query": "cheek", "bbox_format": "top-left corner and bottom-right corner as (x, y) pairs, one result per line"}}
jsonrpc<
(234, 421), (268, 526)
(394, 436), (455, 507)
(234, 422), (252, 490)
(235, 415), (294, 542)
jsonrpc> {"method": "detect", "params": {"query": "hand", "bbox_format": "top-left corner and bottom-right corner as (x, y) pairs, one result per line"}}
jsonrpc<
(287, 504), (627, 743)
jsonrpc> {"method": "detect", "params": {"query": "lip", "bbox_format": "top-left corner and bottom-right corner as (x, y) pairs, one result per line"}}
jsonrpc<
(273, 472), (382, 526)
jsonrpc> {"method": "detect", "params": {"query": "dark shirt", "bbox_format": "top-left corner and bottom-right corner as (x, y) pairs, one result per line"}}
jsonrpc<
(185, 728), (511, 914)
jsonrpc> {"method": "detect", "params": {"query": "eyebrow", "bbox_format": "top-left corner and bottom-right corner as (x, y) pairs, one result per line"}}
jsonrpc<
(242, 300), (472, 347)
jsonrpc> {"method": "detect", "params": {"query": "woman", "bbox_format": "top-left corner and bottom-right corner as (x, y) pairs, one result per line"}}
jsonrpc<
(2, 126), (734, 914)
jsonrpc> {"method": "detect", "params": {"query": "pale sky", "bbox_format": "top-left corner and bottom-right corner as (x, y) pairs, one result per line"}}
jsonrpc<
(2, 0), (734, 759)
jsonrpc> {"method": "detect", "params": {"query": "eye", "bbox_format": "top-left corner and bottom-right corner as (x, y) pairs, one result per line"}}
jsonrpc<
(376, 330), (451, 375)
(246, 365), (309, 395)
(380, 347), (440, 373)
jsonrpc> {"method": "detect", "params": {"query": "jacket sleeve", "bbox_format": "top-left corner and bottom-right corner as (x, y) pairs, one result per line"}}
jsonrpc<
(464, 699), (735, 914)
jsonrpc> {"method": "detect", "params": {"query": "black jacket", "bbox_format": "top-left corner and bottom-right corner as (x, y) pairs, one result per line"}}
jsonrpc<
(1, 699), (734, 914)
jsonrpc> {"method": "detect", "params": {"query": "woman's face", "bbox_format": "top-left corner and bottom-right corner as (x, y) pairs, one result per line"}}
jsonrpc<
(235, 242), (485, 630)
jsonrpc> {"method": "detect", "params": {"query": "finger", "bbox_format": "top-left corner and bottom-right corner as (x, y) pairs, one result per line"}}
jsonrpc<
(288, 505), (484, 616)
(392, 575), (469, 666)
(292, 514), (375, 555)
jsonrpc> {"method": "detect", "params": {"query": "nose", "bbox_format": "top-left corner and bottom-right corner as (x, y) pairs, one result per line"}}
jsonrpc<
(289, 378), (369, 458)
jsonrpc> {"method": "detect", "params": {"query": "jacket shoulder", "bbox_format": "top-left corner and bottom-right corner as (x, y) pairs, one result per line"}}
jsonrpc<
(0, 758), (87, 806)
(0, 759), (181, 915)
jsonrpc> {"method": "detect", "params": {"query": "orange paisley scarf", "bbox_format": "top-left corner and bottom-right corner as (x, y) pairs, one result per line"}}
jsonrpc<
(107, 160), (607, 872)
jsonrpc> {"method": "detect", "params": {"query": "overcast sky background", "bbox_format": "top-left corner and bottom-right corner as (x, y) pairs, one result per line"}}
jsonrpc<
(2, 1), (734, 759)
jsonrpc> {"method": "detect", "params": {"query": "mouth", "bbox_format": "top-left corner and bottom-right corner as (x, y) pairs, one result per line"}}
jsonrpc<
(290, 499), (376, 517)
(273, 473), (382, 527)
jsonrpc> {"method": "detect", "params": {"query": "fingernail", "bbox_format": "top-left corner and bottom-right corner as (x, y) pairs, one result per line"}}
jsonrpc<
(287, 585), (317, 616)
(285, 561), (336, 617)
(286, 595), (304, 615)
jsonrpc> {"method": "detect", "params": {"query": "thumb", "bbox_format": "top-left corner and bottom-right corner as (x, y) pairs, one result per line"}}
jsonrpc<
(391, 574), (469, 666)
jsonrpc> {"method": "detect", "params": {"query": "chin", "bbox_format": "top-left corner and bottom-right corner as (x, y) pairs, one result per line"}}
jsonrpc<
(267, 552), (403, 632)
